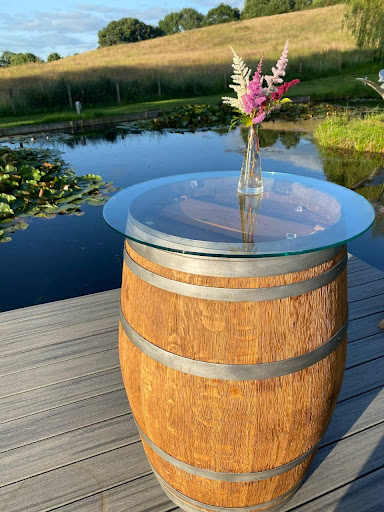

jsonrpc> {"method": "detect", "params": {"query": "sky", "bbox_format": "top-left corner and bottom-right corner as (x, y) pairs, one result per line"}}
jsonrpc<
(0, 0), (243, 60)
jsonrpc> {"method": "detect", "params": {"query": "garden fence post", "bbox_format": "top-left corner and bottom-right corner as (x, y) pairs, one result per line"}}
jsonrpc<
(67, 84), (73, 109)
(193, 75), (197, 95)
(9, 88), (16, 114)
(299, 62), (302, 75)
(116, 82), (121, 103)
(157, 77), (161, 97)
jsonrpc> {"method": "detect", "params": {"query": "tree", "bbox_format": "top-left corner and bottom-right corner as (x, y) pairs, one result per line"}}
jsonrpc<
(158, 12), (183, 34)
(344, 0), (384, 49)
(242, 0), (292, 19)
(179, 8), (204, 30)
(0, 51), (43, 66)
(0, 50), (16, 67)
(293, 0), (312, 9)
(158, 8), (204, 34)
(98, 17), (163, 47)
(7, 52), (43, 66)
(204, 4), (241, 25)
(47, 52), (62, 62)
(311, 0), (343, 6)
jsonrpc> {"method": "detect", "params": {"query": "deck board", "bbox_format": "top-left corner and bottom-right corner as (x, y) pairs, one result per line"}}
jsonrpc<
(0, 255), (383, 512)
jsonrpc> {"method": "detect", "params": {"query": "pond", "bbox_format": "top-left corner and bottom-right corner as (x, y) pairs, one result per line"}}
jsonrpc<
(1, 125), (383, 312)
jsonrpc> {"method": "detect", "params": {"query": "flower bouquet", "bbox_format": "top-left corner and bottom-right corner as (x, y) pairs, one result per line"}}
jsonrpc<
(223, 40), (300, 195)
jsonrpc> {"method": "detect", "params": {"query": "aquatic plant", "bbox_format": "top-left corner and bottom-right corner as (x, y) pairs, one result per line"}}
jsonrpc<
(118, 103), (233, 132)
(0, 146), (115, 243)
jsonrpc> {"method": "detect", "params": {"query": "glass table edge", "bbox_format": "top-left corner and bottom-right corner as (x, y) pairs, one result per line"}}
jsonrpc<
(107, 219), (374, 259)
(104, 170), (375, 259)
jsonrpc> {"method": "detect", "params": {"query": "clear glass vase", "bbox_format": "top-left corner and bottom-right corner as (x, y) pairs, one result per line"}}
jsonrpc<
(238, 192), (263, 250)
(238, 125), (263, 196)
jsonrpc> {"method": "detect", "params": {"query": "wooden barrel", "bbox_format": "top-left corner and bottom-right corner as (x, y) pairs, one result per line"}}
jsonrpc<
(119, 239), (348, 512)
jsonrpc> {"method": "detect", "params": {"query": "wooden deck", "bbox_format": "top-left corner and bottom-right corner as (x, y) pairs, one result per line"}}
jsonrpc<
(0, 254), (383, 512)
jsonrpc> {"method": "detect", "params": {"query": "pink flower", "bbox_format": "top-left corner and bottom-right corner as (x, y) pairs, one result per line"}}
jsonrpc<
(271, 79), (300, 101)
(265, 39), (290, 93)
(242, 59), (267, 115)
(242, 93), (266, 114)
(252, 111), (266, 125)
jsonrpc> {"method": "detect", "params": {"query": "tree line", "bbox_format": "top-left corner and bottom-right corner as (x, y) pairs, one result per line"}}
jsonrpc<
(0, 0), (382, 67)
(97, 4), (242, 47)
(0, 51), (62, 67)
(98, 1), (347, 47)
(97, 0), (383, 49)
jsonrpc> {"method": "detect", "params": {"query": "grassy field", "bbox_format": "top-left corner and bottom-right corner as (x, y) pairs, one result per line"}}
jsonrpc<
(314, 113), (384, 153)
(0, 4), (381, 117)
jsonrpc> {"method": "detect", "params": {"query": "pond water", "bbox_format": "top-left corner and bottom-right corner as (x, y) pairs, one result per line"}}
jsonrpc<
(1, 125), (383, 312)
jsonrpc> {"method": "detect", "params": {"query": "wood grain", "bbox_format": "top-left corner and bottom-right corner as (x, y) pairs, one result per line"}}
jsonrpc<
(122, 243), (347, 364)
(119, 246), (348, 508)
(142, 439), (315, 508)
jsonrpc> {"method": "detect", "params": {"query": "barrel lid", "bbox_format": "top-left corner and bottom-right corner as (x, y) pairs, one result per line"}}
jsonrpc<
(103, 171), (374, 258)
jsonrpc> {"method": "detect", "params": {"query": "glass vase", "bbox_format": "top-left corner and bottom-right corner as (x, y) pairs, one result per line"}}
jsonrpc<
(238, 192), (263, 250)
(238, 124), (263, 196)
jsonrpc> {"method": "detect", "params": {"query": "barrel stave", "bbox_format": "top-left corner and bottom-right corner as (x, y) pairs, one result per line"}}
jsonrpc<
(119, 243), (348, 510)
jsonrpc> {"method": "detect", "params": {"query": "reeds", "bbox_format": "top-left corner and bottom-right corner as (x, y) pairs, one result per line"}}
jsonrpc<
(314, 113), (384, 153)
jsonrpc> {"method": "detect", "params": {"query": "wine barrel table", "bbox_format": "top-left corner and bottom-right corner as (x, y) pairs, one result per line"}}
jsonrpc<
(103, 171), (374, 512)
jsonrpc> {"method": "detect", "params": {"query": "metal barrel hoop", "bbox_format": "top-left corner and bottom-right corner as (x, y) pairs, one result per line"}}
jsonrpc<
(152, 466), (302, 512)
(136, 422), (322, 483)
(126, 240), (344, 277)
(123, 247), (347, 302)
(120, 310), (348, 381)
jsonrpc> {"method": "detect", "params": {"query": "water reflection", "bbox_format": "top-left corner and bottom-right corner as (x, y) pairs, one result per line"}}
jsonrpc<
(1, 125), (383, 311)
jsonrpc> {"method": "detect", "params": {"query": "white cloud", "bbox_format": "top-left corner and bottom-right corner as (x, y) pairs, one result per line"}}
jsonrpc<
(1, 11), (106, 34)
(76, 4), (171, 23)
(0, 31), (95, 56)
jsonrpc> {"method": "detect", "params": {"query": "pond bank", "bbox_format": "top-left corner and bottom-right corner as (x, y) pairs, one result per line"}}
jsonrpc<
(0, 110), (161, 137)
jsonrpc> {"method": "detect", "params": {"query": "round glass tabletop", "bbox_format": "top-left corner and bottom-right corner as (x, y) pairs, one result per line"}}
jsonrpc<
(103, 171), (375, 258)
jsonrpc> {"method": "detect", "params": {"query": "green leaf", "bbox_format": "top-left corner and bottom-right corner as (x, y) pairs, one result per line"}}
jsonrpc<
(79, 174), (103, 182)
(42, 203), (58, 213)
(279, 98), (292, 104)
(0, 203), (14, 217)
(14, 221), (29, 231)
(0, 218), (15, 227)
(241, 115), (253, 127)
(55, 203), (78, 214)
(4, 164), (16, 174)
(34, 212), (56, 219)
(0, 193), (16, 203)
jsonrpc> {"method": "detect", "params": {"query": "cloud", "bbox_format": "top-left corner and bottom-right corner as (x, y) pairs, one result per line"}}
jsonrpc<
(1, 11), (105, 34)
(0, 1), (245, 58)
(0, 31), (95, 56)
(0, 5), (174, 39)
(76, 4), (171, 24)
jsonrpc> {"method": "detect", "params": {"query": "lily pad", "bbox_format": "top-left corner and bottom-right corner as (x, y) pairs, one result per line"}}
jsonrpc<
(0, 144), (117, 243)
(0, 193), (16, 203)
(0, 203), (14, 217)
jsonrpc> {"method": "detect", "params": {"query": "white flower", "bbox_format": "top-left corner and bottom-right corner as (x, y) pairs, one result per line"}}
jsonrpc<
(222, 47), (251, 114)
